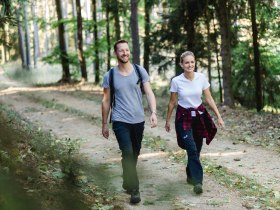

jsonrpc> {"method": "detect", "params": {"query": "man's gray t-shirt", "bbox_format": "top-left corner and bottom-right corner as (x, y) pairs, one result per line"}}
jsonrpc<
(103, 65), (149, 124)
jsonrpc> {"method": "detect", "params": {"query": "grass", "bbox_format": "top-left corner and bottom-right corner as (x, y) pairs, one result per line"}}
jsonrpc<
(0, 103), (119, 210)
(168, 150), (280, 210)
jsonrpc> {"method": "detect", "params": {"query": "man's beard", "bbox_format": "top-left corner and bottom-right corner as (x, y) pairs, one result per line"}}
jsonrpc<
(117, 56), (129, 63)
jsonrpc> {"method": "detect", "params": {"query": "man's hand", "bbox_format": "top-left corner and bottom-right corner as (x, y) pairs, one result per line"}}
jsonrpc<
(102, 124), (109, 139)
(150, 112), (157, 128)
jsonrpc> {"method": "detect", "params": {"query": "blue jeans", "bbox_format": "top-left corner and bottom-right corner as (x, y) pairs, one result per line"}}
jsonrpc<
(112, 121), (145, 191)
(175, 117), (203, 185)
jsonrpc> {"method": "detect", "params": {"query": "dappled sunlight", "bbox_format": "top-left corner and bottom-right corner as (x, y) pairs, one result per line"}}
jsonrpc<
(61, 117), (77, 122)
(202, 150), (246, 157)
(0, 84), (103, 96)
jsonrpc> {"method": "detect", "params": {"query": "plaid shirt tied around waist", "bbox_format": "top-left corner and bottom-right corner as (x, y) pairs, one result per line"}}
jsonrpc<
(175, 104), (217, 147)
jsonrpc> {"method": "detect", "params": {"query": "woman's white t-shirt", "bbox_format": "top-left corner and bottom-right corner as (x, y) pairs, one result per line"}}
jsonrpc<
(170, 72), (210, 108)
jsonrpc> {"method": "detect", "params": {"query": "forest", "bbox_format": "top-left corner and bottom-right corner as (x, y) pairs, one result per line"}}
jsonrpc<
(0, 0), (279, 111)
(0, 0), (280, 210)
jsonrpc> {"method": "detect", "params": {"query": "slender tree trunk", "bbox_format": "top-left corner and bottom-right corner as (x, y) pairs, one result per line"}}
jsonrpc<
(130, 0), (140, 65)
(55, 0), (71, 82)
(31, 0), (40, 67)
(213, 12), (223, 103)
(249, 0), (263, 111)
(92, 0), (100, 83)
(76, 0), (88, 81)
(186, 1), (196, 51)
(44, 0), (50, 55)
(17, 9), (27, 69)
(23, 1), (31, 70)
(71, 0), (78, 51)
(215, 0), (234, 107)
(85, 0), (91, 46)
(143, 0), (151, 74)
(112, 0), (121, 40)
(105, 0), (111, 70)
(62, 0), (69, 52)
(206, 1), (212, 91)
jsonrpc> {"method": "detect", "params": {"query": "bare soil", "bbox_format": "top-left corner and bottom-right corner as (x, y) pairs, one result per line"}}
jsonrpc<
(0, 68), (279, 210)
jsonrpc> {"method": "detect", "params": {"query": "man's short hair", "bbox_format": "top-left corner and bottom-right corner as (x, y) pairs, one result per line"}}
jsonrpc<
(114, 39), (128, 52)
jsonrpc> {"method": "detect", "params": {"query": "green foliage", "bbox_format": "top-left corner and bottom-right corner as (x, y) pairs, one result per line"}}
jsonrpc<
(203, 160), (280, 210)
(232, 41), (280, 109)
(142, 135), (166, 151)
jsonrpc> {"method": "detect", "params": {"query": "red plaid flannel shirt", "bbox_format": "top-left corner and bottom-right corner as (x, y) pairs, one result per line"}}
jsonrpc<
(176, 104), (217, 145)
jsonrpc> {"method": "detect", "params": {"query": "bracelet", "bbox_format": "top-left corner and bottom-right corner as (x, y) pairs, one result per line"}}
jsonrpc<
(151, 111), (157, 115)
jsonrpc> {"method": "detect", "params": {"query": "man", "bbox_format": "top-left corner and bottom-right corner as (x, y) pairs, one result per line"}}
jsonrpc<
(101, 39), (157, 204)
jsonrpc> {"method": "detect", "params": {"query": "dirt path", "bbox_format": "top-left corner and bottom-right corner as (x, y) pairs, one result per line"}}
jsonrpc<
(0, 69), (279, 209)
(26, 89), (280, 192)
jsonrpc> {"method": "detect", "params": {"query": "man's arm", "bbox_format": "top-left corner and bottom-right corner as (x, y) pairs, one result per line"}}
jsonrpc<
(143, 82), (157, 128)
(165, 92), (177, 132)
(102, 88), (111, 138)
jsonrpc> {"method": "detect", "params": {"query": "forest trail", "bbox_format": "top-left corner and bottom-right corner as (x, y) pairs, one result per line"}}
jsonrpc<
(0, 69), (279, 210)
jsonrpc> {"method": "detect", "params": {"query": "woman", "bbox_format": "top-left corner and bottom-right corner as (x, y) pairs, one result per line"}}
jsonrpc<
(165, 51), (225, 194)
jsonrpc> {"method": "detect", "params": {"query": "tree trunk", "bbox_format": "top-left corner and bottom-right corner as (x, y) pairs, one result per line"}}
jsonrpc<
(44, 0), (50, 55)
(92, 0), (100, 83)
(62, 0), (69, 52)
(55, 0), (71, 82)
(17, 9), (27, 69)
(215, 0), (234, 107)
(31, 0), (40, 67)
(130, 0), (140, 65)
(85, 0), (91, 46)
(23, 1), (31, 70)
(71, 0), (78, 51)
(205, 0), (212, 91)
(143, 0), (151, 74)
(112, 0), (121, 40)
(76, 0), (88, 82)
(249, 0), (263, 111)
(212, 12), (223, 103)
(105, 0), (111, 70)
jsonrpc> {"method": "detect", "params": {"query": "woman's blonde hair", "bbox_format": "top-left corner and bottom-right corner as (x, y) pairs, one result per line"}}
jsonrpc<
(180, 51), (195, 64)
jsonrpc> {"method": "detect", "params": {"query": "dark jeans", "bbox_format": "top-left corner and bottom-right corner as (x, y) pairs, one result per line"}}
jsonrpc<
(175, 117), (203, 185)
(112, 121), (145, 191)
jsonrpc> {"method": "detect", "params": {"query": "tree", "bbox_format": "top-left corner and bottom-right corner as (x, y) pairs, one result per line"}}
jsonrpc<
(44, 0), (50, 55)
(105, 0), (111, 70)
(23, 1), (31, 69)
(76, 0), (87, 82)
(112, 0), (121, 40)
(249, 0), (263, 111)
(143, 0), (153, 74)
(16, 9), (27, 68)
(130, 0), (140, 64)
(92, 0), (100, 83)
(0, 0), (16, 47)
(55, 0), (71, 82)
(214, 0), (234, 107)
(31, 0), (40, 67)
(71, 0), (78, 51)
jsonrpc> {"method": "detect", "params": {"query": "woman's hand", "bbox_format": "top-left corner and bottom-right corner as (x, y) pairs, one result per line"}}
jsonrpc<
(217, 117), (225, 129)
(165, 121), (171, 132)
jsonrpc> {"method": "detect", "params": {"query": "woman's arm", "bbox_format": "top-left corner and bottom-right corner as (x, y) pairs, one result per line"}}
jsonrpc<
(165, 92), (177, 132)
(204, 88), (225, 128)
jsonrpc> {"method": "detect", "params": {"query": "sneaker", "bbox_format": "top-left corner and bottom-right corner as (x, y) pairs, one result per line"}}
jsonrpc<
(193, 184), (203, 194)
(130, 190), (141, 204)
